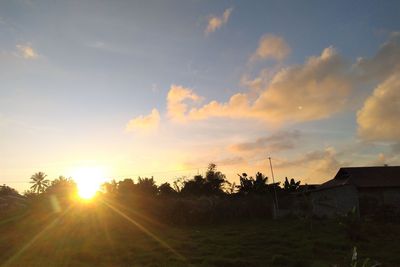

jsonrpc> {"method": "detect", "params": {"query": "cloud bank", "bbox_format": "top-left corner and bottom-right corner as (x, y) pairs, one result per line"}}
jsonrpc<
(128, 33), (400, 156)
(162, 46), (353, 124)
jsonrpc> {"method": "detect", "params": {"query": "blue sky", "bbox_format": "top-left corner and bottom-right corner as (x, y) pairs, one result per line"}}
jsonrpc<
(1, 0), (400, 192)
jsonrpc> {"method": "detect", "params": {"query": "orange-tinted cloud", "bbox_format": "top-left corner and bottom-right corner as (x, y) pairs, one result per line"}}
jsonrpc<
(276, 147), (344, 183)
(167, 84), (201, 122)
(168, 46), (353, 124)
(250, 34), (291, 62)
(230, 130), (301, 153)
(126, 108), (160, 133)
(357, 72), (400, 142)
(16, 44), (38, 59)
(205, 7), (233, 34)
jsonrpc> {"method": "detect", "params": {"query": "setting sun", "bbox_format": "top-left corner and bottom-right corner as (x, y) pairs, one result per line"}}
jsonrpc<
(71, 167), (107, 200)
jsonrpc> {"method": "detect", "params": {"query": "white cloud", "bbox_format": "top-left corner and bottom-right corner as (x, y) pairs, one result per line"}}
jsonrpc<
(205, 7), (233, 34)
(126, 109), (160, 133)
(357, 72), (400, 142)
(16, 44), (38, 59)
(250, 34), (291, 62)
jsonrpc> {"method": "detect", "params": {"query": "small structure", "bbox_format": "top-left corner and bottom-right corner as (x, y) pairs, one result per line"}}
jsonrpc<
(310, 166), (400, 218)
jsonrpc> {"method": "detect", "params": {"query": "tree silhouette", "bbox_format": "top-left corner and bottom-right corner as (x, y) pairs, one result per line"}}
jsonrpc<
(46, 176), (77, 197)
(0, 184), (19, 196)
(136, 177), (158, 196)
(30, 172), (50, 194)
(102, 179), (118, 195)
(172, 176), (186, 193)
(237, 172), (269, 195)
(158, 182), (176, 196)
(224, 181), (236, 194)
(253, 172), (269, 194)
(283, 177), (300, 192)
(237, 173), (253, 195)
(118, 178), (135, 195)
(180, 164), (227, 196)
(181, 175), (206, 196)
(204, 163), (227, 195)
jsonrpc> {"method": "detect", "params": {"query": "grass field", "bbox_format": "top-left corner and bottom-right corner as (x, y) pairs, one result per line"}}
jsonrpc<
(0, 202), (399, 267)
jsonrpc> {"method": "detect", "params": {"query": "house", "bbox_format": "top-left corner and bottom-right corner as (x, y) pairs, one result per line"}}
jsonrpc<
(310, 166), (400, 218)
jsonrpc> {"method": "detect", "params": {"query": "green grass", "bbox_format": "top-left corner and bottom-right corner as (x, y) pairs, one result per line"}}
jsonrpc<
(0, 202), (399, 267)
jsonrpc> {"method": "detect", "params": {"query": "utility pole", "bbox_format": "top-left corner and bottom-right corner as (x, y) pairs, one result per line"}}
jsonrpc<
(268, 157), (279, 212)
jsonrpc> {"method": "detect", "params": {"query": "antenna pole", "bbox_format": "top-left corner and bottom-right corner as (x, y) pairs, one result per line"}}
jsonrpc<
(268, 157), (279, 211)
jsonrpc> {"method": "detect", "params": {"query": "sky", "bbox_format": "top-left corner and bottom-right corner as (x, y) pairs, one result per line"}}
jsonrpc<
(1, 0), (400, 192)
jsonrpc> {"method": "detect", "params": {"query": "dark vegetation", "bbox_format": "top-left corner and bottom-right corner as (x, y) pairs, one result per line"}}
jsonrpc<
(0, 163), (399, 266)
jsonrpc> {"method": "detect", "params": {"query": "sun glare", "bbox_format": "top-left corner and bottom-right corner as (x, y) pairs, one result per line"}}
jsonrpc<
(71, 167), (107, 200)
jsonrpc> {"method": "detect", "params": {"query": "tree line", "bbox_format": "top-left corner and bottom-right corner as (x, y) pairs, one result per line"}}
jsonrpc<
(21, 163), (301, 197)
(1, 163), (303, 224)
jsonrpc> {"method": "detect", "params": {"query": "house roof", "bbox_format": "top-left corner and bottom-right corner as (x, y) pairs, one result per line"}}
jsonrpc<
(316, 166), (400, 190)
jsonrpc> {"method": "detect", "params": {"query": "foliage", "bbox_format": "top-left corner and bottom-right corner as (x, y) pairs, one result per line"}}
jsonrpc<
(350, 246), (381, 267)
(45, 176), (77, 197)
(102, 179), (118, 195)
(180, 164), (228, 196)
(158, 182), (177, 197)
(283, 177), (301, 192)
(181, 175), (206, 196)
(204, 163), (227, 195)
(339, 206), (361, 241)
(23, 189), (37, 199)
(172, 176), (186, 193)
(236, 172), (271, 195)
(117, 178), (135, 195)
(0, 185), (19, 196)
(223, 181), (236, 194)
(29, 172), (50, 194)
(136, 177), (158, 196)
(101, 177), (158, 197)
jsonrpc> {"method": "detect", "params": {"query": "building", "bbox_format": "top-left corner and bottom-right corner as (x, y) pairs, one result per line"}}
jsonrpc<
(310, 166), (400, 218)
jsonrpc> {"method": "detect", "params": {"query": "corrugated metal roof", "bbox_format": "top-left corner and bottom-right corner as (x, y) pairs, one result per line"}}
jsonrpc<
(316, 166), (400, 190)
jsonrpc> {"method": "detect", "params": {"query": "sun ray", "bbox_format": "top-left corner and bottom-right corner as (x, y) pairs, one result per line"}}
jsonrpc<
(3, 206), (73, 266)
(101, 199), (186, 262)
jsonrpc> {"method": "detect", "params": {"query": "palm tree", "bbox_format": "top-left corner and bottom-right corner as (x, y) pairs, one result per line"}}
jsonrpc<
(30, 172), (50, 193)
